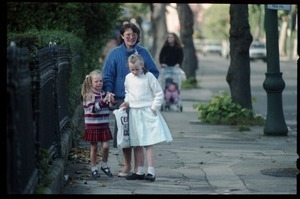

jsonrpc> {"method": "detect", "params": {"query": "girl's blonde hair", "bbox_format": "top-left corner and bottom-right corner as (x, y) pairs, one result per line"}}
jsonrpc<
(81, 69), (102, 102)
(128, 52), (148, 74)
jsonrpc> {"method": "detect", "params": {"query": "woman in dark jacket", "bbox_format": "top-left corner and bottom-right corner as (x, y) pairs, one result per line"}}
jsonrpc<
(159, 32), (184, 68)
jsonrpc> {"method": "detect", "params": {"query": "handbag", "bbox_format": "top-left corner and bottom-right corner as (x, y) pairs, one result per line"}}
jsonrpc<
(113, 108), (130, 148)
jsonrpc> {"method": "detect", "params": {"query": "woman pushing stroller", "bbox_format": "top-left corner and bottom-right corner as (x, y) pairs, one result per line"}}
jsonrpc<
(159, 33), (185, 111)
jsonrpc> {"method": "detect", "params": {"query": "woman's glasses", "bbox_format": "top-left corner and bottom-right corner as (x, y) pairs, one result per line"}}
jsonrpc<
(124, 33), (138, 39)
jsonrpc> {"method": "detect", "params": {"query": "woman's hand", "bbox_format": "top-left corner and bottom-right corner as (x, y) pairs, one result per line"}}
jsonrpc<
(150, 108), (157, 116)
(119, 102), (129, 110)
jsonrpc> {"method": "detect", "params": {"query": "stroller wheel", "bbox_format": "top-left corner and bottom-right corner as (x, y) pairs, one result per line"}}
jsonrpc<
(165, 104), (170, 111)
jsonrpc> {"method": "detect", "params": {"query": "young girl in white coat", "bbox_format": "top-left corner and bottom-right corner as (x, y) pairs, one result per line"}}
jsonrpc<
(120, 53), (173, 182)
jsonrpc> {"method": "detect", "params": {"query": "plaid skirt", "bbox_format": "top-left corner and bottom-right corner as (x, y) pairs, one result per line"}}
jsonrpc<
(84, 128), (113, 143)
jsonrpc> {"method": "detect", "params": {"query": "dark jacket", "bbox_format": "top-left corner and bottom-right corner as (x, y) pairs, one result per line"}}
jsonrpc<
(159, 45), (183, 67)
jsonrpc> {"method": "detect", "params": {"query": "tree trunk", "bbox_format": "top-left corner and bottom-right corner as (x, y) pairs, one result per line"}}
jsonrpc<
(278, 14), (289, 57)
(177, 4), (198, 83)
(290, 5), (297, 60)
(150, 3), (167, 65)
(226, 4), (253, 110)
(253, 5), (263, 41)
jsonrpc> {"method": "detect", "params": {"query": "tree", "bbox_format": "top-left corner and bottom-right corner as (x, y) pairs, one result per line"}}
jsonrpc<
(149, 3), (168, 63)
(120, 3), (150, 46)
(278, 10), (290, 57)
(177, 3), (198, 84)
(226, 4), (253, 110)
(289, 5), (298, 59)
(7, 2), (122, 70)
(248, 4), (264, 41)
(202, 4), (230, 40)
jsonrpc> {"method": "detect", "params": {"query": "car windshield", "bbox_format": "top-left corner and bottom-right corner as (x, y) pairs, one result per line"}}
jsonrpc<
(206, 42), (221, 46)
(251, 42), (265, 48)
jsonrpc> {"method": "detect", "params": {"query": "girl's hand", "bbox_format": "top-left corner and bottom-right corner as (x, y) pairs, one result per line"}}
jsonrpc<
(85, 93), (93, 101)
(103, 93), (110, 103)
(119, 102), (129, 110)
(104, 92), (115, 104)
(110, 94), (117, 105)
(150, 108), (157, 116)
(107, 93), (117, 107)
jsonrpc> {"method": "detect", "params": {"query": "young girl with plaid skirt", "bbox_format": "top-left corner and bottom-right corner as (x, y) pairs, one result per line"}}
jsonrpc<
(81, 69), (116, 178)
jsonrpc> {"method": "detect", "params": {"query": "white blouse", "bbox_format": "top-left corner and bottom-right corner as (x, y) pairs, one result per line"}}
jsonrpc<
(124, 72), (164, 111)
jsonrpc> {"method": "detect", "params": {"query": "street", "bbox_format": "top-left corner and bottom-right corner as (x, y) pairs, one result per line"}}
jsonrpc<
(61, 53), (298, 194)
(195, 53), (297, 131)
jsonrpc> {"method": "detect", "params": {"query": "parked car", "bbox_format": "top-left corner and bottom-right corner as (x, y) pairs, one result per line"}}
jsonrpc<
(221, 40), (230, 59)
(249, 41), (267, 62)
(222, 40), (267, 62)
(201, 41), (222, 56)
(193, 39), (204, 53)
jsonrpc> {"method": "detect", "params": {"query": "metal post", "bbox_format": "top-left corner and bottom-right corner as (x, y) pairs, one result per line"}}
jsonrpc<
(262, 6), (288, 136)
(297, 11), (299, 171)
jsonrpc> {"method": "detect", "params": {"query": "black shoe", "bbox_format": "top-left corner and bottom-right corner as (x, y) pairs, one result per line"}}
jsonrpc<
(101, 167), (113, 177)
(144, 173), (156, 182)
(91, 170), (100, 179)
(125, 173), (145, 180)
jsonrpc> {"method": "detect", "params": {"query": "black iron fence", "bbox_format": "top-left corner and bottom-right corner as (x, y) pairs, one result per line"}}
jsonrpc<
(6, 43), (72, 194)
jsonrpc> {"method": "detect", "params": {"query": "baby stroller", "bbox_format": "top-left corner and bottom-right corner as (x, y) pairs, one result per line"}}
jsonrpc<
(159, 67), (186, 112)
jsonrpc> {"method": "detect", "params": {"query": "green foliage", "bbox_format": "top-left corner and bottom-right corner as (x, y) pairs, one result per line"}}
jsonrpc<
(7, 2), (123, 73)
(182, 77), (198, 89)
(7, 3), (123, 115)
(34, 148), (51, 194)
(7, 30), (85, 115)
(8, 29), (80, 55)
(193, 91), (265, 126)
(248, 4), (264, 40)
(122, 3), (149, 17)
(202, 4), (230, 40)
(237, 125), (251, 132)
(202, 4), (267, 41)
(7, 3), (122, 35)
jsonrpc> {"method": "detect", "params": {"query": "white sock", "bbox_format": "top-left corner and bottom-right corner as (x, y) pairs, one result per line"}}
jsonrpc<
(136, 166), (145, 175)
(148, 167), (155, 176)
(101, 162), (108, 168)
(91, 166), (98, 172)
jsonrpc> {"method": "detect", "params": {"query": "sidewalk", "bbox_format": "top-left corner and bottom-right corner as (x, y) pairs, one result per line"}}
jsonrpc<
(61, 88), (298, 195)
